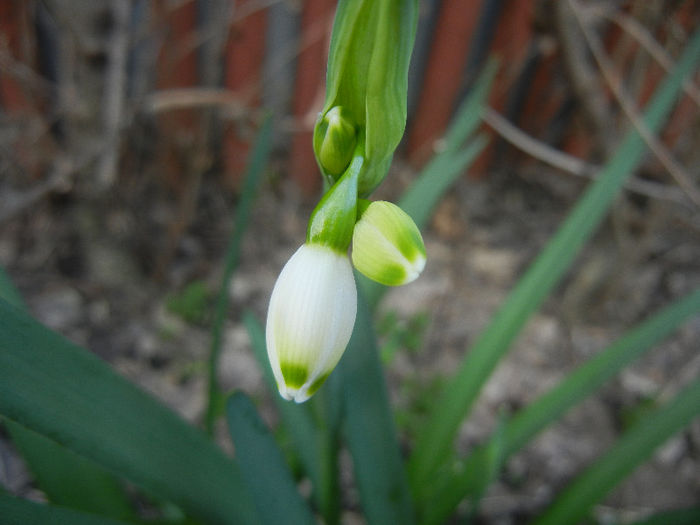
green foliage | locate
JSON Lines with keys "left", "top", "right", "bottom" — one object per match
{"left": 226, "top": 393, "right": 316, "bottom": 525}
{"left": 407, "top": 28, "right": 700, "bottom": 498}
{"left": 0, "top": 493, "right": 132, "bottom": 525}
{"left": 377, "top": 310, "right": 429, "bottom": 363}
{"left": 166, "top": 280, "right": 211, "bottom": 325}
{"left": 205, "top": 114, "right": 273, "bottom": 434}
{"left": 0, "top": 297, "right": 260, "bottom": 525}
{"left": 0, "top": 4, "right": 698, "bottom": 525}
{"left": 534, "top": 380, "right": 700, "bottom": 525}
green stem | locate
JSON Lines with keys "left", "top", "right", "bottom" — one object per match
{"left": 205, "top": 116, "right": 272, "bottom": 435}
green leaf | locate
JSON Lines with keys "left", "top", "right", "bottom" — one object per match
{"left": 0, "top": 298, "right": 260, "bottom": 525}
{"left": 624, "top": 507, "right": 700, "bottom": 525}
{"left": 6, "top": 426, "right": 134, "bottom": 520}
{"left": 399, "top": 136, "right": 488, "bottom": 232}
{"left": 0, "top": 267, "right": 134, "bottom": 520}
{"left": 419, "top": 289, "right": 700, "bottom": 525}
{"left": 443, "top": 58, "right": 498, "bottom": 152}
{"left": 533, "top": 379, "right": 700, "bottom": 525}
{"left": 0, "top": 493, "right": 131, "bottom": 525}
{"left": 337, "top": 288, "right": 415, "bottom": 525}
{"left": 226, "top": 392, "right": 316, "bottom": 525}
{"left": 408, "top": 28, "right": 700, "bottom": 494}
{"left": 206, "top": 114, "right": 273, "bottom": 434}
{"left": 243, "top": 312, "right": 340, "bottom": 523}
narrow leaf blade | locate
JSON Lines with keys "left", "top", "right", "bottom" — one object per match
{"left": 243, "top": 312, "right": 337, "bottom": 520}
{"left": 338, "top": 289, "right": 415, "bottom": 525}
{"left": 420, "top": 289, "right": 700, "bottom": 524}
{"left": 0, "top": 267, "right": 134, "bottom": 520}
{"left": 226, "top": 392, "right": 316, "bottom": 525}
{"left": 206, "top": 114, "right": 273, "bottom": 433}
{"left": 0, "top": 298, "right": 260, "bottom": 525}
{"left": 533, "top": 380, "right": 700, "bottom": 525}
{"left": 0, "top": 493, "right": 131, "bottom": 525}
{"left": 408, "top": 28, "right": 700, "bottom": 492}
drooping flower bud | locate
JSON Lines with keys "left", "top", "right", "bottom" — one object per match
{"left": 265, "top": 243, "right": 357, "bottom": 403}
{"left": 265, "top": 156, "right": 362, "bottom": 403}
{"left": 314, "top": 106, "right": 357, "bottom": 179}
{"left": 352, "top": 200, "right": 426, "bottom": 286}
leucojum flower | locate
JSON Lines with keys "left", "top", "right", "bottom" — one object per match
{"left": 266, "top": 0, "right": 421, "bottom": 402}
{"left": 265, "top": 154, "right": 426, "bottom": 402}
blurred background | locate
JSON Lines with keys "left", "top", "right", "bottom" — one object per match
{"left": 1, "top": 0, "right": 699, "bottom": 522}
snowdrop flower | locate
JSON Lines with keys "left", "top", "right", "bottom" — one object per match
{"left": 266, "top": 243, "right": 357, "bottom": 403}
{"left": 266, "top": 157, "right": 362, "bottom": 403}
{"left": 352, "top": 200, "right": 426, "bottom": 286}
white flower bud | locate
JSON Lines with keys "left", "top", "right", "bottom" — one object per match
{"left": 265, "top": 244, "right": 357, "bottom": 403}
{"left": 351, "top": 201, "right": 426, "bottom": 286}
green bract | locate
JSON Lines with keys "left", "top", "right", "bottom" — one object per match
{"left": 307, "top": 156, "right": 363, "bottom": 252}
{"left": 352, "top": 200, "right": 426, "bottom": 286}
{"left": 314, "top": 106, "right": 357, "bottom": 177}
{"left": 313, "top": 0, "right": 418, "bottom": 196}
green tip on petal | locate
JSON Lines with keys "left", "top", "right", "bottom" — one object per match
{"left": 352, "top": 201, "right": 426, "bottom": 286}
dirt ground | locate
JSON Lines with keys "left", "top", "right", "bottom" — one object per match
{"left": 1, "top": 141, "right": 699, "bottom": 523}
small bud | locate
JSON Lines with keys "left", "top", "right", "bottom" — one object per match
{"left": 315, "top": 106, "right": 357, "bottom": 178}
{"left": 352, "top": 201, "right": 426, "bottom": 286}
{"left": 266, "top": 243, "right": 357, "bottom": 403}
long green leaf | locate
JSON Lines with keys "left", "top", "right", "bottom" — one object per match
{"left": 624, "top": 507, "right": 700, "bottom": 525}
{"left": 420, "top": 289, "right": 700, "bottom": 524}
{"left": 533, "top": 379, "right": 700, "bottom": 525}
{"left": 337, "top": 289, "right": 415, "bottom": 525}
{"left": 226, "top": 392, "right": 316, "bottom": 525}
{"left": 408, "top": 28, "right": 700, "bottom": 492}
{"left": 6, "top": 426, "right": 135, "bottom": 520}
{"left": 244, "top": 312, "right": 339, "bottom": 523}
{"left": 0, "top": 267, "right": 134, "bottom": 520}
{"left": 443, "top": 58, "right": 498, "bottom": 152}
{"left": 399, "top": 135, "right": 488, "bottom": 233}
{"left": 206, "top": 114, "right": 273, "bottom": 434}
{"left": 0, "top": 298, "right": 260, "bottom": 525}
{"left": 0, "top": 493, "right": 131, "bottom": 525}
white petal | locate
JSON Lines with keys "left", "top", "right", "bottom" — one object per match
{"left": 265, "top": 244, "right": 357, "bottom": 402}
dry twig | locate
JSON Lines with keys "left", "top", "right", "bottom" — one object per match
{"left": 567, "top": 0, "right": 700, "bottom": 208}
{"left": 482, "top": 107, "right": 691, "bottom": 207}
{"left": 95, "top": 0, "right": 131, "bottom": 189}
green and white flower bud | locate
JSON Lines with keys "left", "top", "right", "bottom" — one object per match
{"left": 266, "top": 243, "right": 357, "bottom": 403}
{"left": 315, "top": 106, "right": 357, "bottom": 179}
{"left": 352, "top": 201, "right": 426, "bottom": 286}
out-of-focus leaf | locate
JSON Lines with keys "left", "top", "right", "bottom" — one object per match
{"left": 337, "top": 289, "right": 414, "bottom": 524}
{"left": 0, "top": 267, "right": 134, "bottom": 520}
{"left": 206, "top": 114, "right": 273, "bottom": 434}
{"left": 534, "top": 380, "right": 700, "bottom": 525}
{"left": 408, "top": 28, "right": 700, "bottom": 495}
{"left": 0, "top": 298, "right": 260, "bottom": 525}
{"left": 244, "top": 312, "right": 340, "bottom": 523}
{"left": 226, "top": 392, "right": 316, "bottom": 525}
{"left": 624, "top": 507, "right": 700, "bottom": 525}
{"left": 420, "top": 289, "right": 700, "bottom": 524}
{"left": 0, "top": 493, "right": 131, "bottom": 525}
